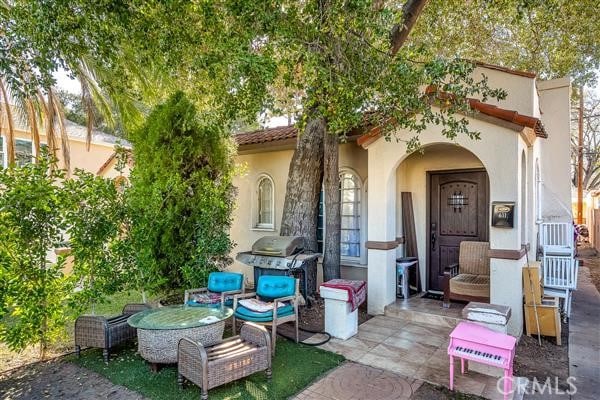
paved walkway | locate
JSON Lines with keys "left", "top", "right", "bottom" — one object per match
{"left": 568, "top": 266, "right": 600, "bottom": 400}
{"left": 294, "top": 362, "right": 422, "bottom": 400}
{"left": 306, "top": 315, "right": 513, "bottom": 400}
{"left": 0, "top": 361, "right": 144, "bottom": 400}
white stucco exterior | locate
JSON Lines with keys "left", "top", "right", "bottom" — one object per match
{"left": 227, "top": 66, "right": 572, "bottom": 338}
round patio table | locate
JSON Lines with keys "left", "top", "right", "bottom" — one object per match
{"left": 128, "top": 305, "right": 233, "bottom": 369}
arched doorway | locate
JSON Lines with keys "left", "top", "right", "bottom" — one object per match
{"left": 394, "top": 143, "right": 489, "bottom": 292}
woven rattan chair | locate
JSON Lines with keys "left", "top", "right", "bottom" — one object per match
{"left": 75, "top": 303, "right": 151, "bottom": 362}
{"left": 443, "top": 241, "right": 490, "bottom": 308}
{"left": 178, "top": 322, "right": 271, "bottom": 400}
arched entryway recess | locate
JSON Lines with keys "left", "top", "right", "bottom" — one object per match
{"left": 362, "top": 120, "right": 526, "bottom": 336}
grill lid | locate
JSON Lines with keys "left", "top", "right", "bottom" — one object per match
{"left": 251, "top": 236, "right": 305, "bottom": 257}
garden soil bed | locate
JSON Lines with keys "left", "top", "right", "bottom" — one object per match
{"left": 513, "top": 323, "right": 570, "bottom": 390}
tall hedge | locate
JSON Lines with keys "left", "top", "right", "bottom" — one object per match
{"left": 126, "top": 92, "right": 236, "bottom": 291}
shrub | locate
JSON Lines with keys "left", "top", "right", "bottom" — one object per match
{"left": 125, "top": 91, "right": 236, "bottom": 292}
{"left": 0, "top": 154, "right": 73, "bottom": 358}
{"left": 63, "top": 169, "right": 126, "bottom": 314}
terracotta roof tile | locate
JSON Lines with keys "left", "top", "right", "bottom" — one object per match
{"left": 357, "top": 89, "right": 547, "bottom": 147}
{"left": 467, "top": 98, "right": 547, "bottom": 138}
{"left": 235, "top": 125, "right": 298, "bottom": 146}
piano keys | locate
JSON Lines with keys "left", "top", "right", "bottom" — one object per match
{"left": 448, "top": 321, "right": 517, "bottom": 400}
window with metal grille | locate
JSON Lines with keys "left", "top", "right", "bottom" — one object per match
{"left": 340, "top": 171, "right": 360, "bottom": 257}
{"left": 317, "top": 171, "right": 362, "bottom": 259}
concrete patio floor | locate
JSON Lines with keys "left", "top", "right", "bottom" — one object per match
{"left": 319, "top": 316, "right": 512, "bottom": 399}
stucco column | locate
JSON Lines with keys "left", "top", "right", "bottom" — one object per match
{"left": 490, "top": 257, "right": 526, "bottom": 337}
{"left": 366, "top": 143, "right": 398, "bottom": 315}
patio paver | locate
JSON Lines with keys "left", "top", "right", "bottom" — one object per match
{"left": 293, "top": 362, "right": 421, "bottom": 400}
{"left": 317, "top": 315, "right": 519, "bottom": 400}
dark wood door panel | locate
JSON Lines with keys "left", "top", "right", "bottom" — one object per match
{"left": 428, "top": 170, "right": 489, "bottom": 291}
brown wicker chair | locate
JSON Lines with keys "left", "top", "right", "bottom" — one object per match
{"left": 75, "top": 303, "right": 151, "bottom": 362}
{"left": 178, "top": 322, "right": 272, "bottom": 400}
{"left": 443, "top": 241, "right": 490, "bottom": 308}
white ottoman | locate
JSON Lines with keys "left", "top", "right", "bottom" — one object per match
{"left": 320, "top": 286, "right": 358, "bottom": 340}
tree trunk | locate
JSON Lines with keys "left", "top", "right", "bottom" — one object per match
{"left": 323, "top": 130, "right": 341, "bottom": 281}
{"left": 280, "top": 118, "right": 325, "bottom": 252}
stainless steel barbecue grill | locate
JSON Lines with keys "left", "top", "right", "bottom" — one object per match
{"left": 236, "top": 236, "right": 319, "bottom": 303}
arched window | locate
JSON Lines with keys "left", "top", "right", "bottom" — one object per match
{"left": 255, "top": 175, "right": 274, "bottom": 229}
{"left": 317, "top": 169, "right": 365, "bottom": 262}
{"left": 340, "top": 171, "right": 361, "bottom": 258}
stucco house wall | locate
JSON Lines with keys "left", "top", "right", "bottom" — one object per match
{"left": 229, "top": 142, "right": 368, "bottom": 285}
{"left": 537, "top": 77, "right": 573, "bottom": 222}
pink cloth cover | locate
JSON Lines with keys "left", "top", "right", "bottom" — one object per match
{"left": 321, "top": 279, "right": 366, "bottom": 311}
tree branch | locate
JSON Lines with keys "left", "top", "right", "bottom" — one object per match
{"left": 390, "top": 0, "right": 429, "bottom": 56}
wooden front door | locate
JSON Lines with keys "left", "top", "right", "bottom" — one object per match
{"left": 428, "top": 170, "right": 489, "bottom": 291}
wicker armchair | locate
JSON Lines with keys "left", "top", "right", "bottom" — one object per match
{"left": 75, "top": 303, "right": 151, "bottom": 362}
{"left": 443, "top": 241, "right": 490, "bottom": 308}
{"left": 178, "top": 322, "right": 271, "bottom": 400}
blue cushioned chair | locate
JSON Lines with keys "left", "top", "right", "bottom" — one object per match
{"left": 232, "top": 275, "right": 299, "bottom": 355}
{"left": 184, "top": 272, "right": 244, "bottom": 307}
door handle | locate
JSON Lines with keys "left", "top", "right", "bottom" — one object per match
{"left": 431, "top": 223, "right": 437, "bottom": 251}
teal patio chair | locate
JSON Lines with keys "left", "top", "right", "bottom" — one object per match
{"left": 184, "top": 272, "right": 244, "bottom": 308}
{"left": 232, "top": 275, "right": 299, "bottom": 355}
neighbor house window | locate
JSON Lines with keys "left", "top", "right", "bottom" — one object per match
{"left": 255, "top": 174, "right": 274, "bottom": 229}
{"left": 0, "top": 137, "right": 4, "bottom": 168}
{"left": 16, "top": 139, "right": 33, "bottom": 167}
{"left": 318, "top": 170, "right": 363, "bottom": 260}
{"left": 0, "top": 137, "right": 46, "bottom": 168}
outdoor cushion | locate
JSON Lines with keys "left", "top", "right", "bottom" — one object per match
{"left": 458, "top": 241, "right": 490, "bottom": 276}
{"left": 256, "top": 275, "right": 296, "bottom": 300}
{"left": 234, "top": 304, "right": 294, "bottom": 322}
{"left": 207, "top": 272, "right": 244, "bottom": 293}
{"left": 187, "top": 294, "right": 234, "bottom": 308}
{"left": 450, "top": 274, "right": 490, "bottom": 298}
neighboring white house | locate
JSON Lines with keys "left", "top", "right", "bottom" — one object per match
{"left": 227, "top": 63, "right": 572, "bottom": 337}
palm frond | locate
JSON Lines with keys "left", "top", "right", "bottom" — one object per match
{"left": 73, "top": 59, "right": 116, "bottom": 141}
{"left": 0, "top": 79, "right": 16, "bottom": 166}
{"left": 79, "top": 77, "right": 94, "bottom": 151}
{"left": 26, "top": 98, "right": 41, "bottom": 157}
{"left": 38, "top": 89, "right": 58, "bottom": 166}
{"left": 49, "top": 88, "right": 71, "bottom": 173}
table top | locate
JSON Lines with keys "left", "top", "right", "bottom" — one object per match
{"left": 127, "top": 305, "right": 233, "bottom": 330}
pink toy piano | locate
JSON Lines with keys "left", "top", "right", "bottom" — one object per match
{"left": 448, "top": 321, "right": 517, "bottom": 399}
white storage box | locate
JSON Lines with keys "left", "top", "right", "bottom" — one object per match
{"left": 320, "top": 286, "right": 358, "bottom": 340}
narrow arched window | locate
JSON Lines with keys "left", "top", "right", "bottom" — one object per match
{"left": 256, "top": 175, "right": 274, "bottom": 229}
{"left": 340, "top": 171, "right": 361, "bottom": 258}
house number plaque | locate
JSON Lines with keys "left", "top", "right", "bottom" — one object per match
{"left": 491, "top": 202, "right": 515, "bottom": 228}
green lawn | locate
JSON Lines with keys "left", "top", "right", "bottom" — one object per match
{"left": 70, "top": 339, "right": 344, "bottom": 399}
{"left": 87, "top": 290, "right": 150, "bottom": 317}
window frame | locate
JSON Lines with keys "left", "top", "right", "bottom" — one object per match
{"left": 318, "top": 168, "right": 368, "bottom": 266}
{"left": 1, "top": 136, "right": 47, "bottom": 168}
{"left": 339, "top": 168, "right": 363, "bottom": 264}
{"left": 253, "top": 173, "right": 276, "bottom": 231}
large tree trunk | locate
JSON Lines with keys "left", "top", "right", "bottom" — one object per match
{"left": 280, "top": 118, "right": 325, "bottom": 252}
{"left": 323, "top": 129, "right": 341, "bottom": 281}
